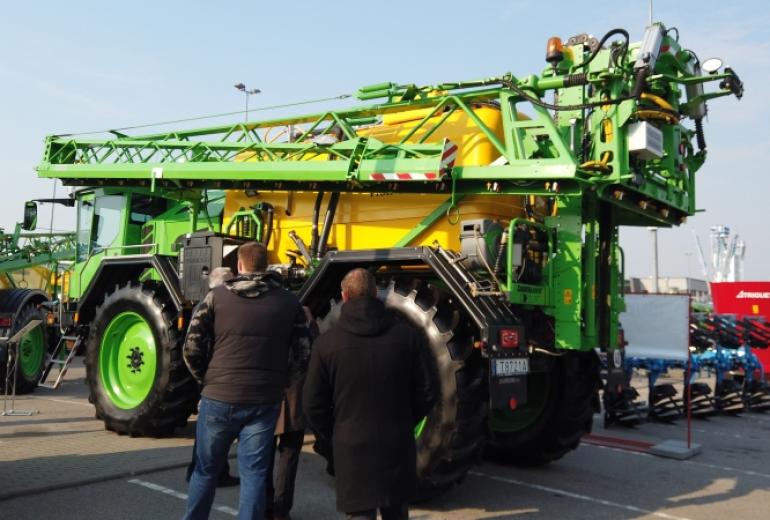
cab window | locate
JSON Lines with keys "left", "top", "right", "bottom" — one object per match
{"left": 130, "top": 195, "right": 167, "bottom": 224}
{"left": 92, "top": 195, "right": 124, "bottom": 253}
{"left": 76, "top": 197, "right": 94, "bottom": 260}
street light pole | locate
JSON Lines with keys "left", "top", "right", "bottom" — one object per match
{"left": 234, "top": 82, "right": 261, "bottom": 123}
{"left": 649, "top": 227, "right": 659, "bottom": 293}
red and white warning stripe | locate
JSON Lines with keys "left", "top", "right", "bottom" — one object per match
{"left": 440, "top": 140, "right": 457, "bottom": 176}
{"left": 369, "top": 172, "right": 439, "bottom": 181}
{"left": 368, "top": 140, "right": 457, "bottom": 181}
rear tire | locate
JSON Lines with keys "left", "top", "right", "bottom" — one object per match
{"left": 85, "top": 282, "right": 197, "bottom": 436}
{"left": 486, "top": 349, "right": 600, "bottom": 466}
{"left": 0, "top": 304, "right": 47, "bottom": 394}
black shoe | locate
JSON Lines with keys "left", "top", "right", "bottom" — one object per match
{"left": 217, "top": 474, "right": 241, "bottom": 487}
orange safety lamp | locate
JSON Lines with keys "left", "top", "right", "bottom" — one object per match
{"left": 545, "top": 37, "right": 564, "bottom": 67}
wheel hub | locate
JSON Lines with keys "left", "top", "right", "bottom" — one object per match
{"left": 126, "top": 347, "right": 145, "bottom": 373}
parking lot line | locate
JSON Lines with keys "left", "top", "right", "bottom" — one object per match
{"left": 469, "top": 470, "right": 693, "bottom": 520}
{"left": 127, "top": 478, "right": 238, "bottom": 516}
{"left": 584, "top": 444, "right": 770, "bottom": 480}
{"left": 655, "top": 421, "right": 758, "bottom": 440}
{"left": 35, "top": 397, "right": 93, "bottom": 408}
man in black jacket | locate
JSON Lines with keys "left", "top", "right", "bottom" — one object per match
{"left": 183, "top": 242, "right": 311, "bottom": 520}
{"left": 303, "top": 268, "right": 435, "bottom": 520}
{"left": 185, "top": 266, "right": 239, "bottom": 487}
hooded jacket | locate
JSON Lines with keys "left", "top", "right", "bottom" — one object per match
{"left": 183, "top": 271, "right": 311, "bottom": 405}
{"left": 302, "top": 296, "right": 435, "bottom": 512}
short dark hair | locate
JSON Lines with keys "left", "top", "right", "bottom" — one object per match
{"left": 238, "top": 241, "right": 268, "bottom": 273}
{"left": 341, "top": 268, "right": 377, "bottom": 299}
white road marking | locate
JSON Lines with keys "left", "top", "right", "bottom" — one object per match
{"left": 657, "top": 422, "right": 749, "bottom": 440}
{"left": 35, "top": 397, "right": 92, "bottom": 408}
{"left": 470, "top": 470, "right": 693, "bottom": 520}
{"left": 584, "top": 443, "right": 770, "bottom": 480}
{"left": 128, "top": 478, "right": 238, "bottom": 516}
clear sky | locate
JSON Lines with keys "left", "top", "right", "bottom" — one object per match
{"left": 1, "top": 0, "right": 767, "bottom": 280}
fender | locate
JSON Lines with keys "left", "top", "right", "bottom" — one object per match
{"left": 75, "top": 255, "right": 185, "bottom": 322}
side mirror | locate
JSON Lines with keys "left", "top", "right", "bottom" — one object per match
{"left": 22, "top": 201, "right": 37, "bottom": 231}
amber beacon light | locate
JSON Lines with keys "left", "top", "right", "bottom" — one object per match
{"left": 545, "top": 36, "right": 564, "bottom": 67}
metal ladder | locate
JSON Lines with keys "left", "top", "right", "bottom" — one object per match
{"left": 38, "top": 334, "right": 83, "bottom": 389}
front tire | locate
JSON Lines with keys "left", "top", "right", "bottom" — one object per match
{"left": 85, "top": 283, "right": 197, "bottom": 436}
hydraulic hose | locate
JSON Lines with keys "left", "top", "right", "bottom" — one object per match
{"left": 574, "top": 28, "right": 630, "bottom": 70}
{"left": 502, "top": 77, "right": 640, "bottom": 112}
{"left": 630, "top": 68, "right": 649, "bottom": 100}
{"left": 640, "top": 92, "right": 674, "bottom": 112}
{"left": 493, "top": 230, "right": 508, "bottom": 275}
{"left": 318, "top": 192, "right": 340, "bottom": 259}
{"left": 309, "top": 192, "right": 324, "bottom": 258}
{"left": 499, "top": 28, "right": 643, "bottom": 112}
{"left": 694, "top": 118, "right": 707, "bottom": 152}
{"left": 261, "top": 203, "right": 274, "bottom": 247}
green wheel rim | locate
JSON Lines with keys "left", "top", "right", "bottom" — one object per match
{"left": 488, "top": 371, "right": 551, "bottom": 433}
{"left": 99, "top": 311, "right": 158, "bottom": 410}
{"left": 19, "top": 324, "right": 44, "bottom": 378}
{"left": 414, "top": 416, "right": 427, "bottom": 438}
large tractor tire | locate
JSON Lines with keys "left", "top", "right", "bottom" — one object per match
{"left": 486, "top": 349, "right": 600, "bottom": 466}
{"left": 0, "top": 297, "right": 47, "bottom": 395}
{"left": 317, "top": 277, "right": 486, "bottom": 498}
{"left": 85, "top": 282, "right": 198, "bottom": 436}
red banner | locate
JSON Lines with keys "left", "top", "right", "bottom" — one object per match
{"left": 710, "top": 282, "right": 770, "bottom": 317}
{"left": 710, "top": 281, "right": 770, "bottom": 372}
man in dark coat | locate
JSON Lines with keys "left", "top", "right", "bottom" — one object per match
{"left": 302, "top": 268, "right": 435, "bottom": 520}
{"left": 183, "top": 242, "right": 311, "bottom": 520}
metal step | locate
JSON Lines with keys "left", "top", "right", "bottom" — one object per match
{"left": 38, "top": 335, "right": 82, "bottom": 390}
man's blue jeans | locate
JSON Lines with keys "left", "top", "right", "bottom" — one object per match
{"left": 185, "top": 397, "right": 280, "bottom": 520}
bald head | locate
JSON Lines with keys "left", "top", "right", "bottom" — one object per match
{"left": 340, "top": 268, "right": 377, "bottom": 302}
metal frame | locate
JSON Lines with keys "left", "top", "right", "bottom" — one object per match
{"left": 298, "top": 246, "right": 522, "bottom": 349}
{"left": 1, "top": 319, "right": 43, "bottom": 417}
{"left": 28, "top": 23, "right": 742, "bottom": 361}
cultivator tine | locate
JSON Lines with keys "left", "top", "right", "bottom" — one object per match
{"left": 745, "top": 380, "right": 770, "bottom": 412}
{"left": 603, "top": 386, "right": 646, "bottom": 428}
{"left": 684, "top": 382, "right": 717, "bottom": 417}
{"left": 714, "top": 380, "right": 746, "bottom": 414}
{"left": 648, "top": 384, "right": 684, "bottom": 422}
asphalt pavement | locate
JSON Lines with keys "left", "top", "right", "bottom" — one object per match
{"left": 1, "top": 361, "right": 769, "bottom": 519}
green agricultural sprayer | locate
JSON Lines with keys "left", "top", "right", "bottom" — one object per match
{"left": 6, "top": 21, "right": 742, "bottom": 493}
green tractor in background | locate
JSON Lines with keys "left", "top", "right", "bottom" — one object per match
{"left": 0, "top": 201, "right": 75, "bottom": 394}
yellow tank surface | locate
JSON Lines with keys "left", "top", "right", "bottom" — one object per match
{"left": 359, "top": 103, "right": 504, "bottom": 167}
{"left": 225, "top": 192, "right": 526, "bottom": 265}
{"left": 0, "top": 266, "right": 54, "bottom": 291}
{"left": 226, "top": 104, "right": 527, "bottom": 265}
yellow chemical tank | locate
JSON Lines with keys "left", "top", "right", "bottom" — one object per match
{"left": 0, "top": 266, "right": 55, "bottom": 292}
{"left": 225, "top": 104, "right": 527, "bottom": 265}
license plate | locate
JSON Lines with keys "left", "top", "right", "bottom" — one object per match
{"left": 494, "top": 358, "right": 529, "bottom": 376}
